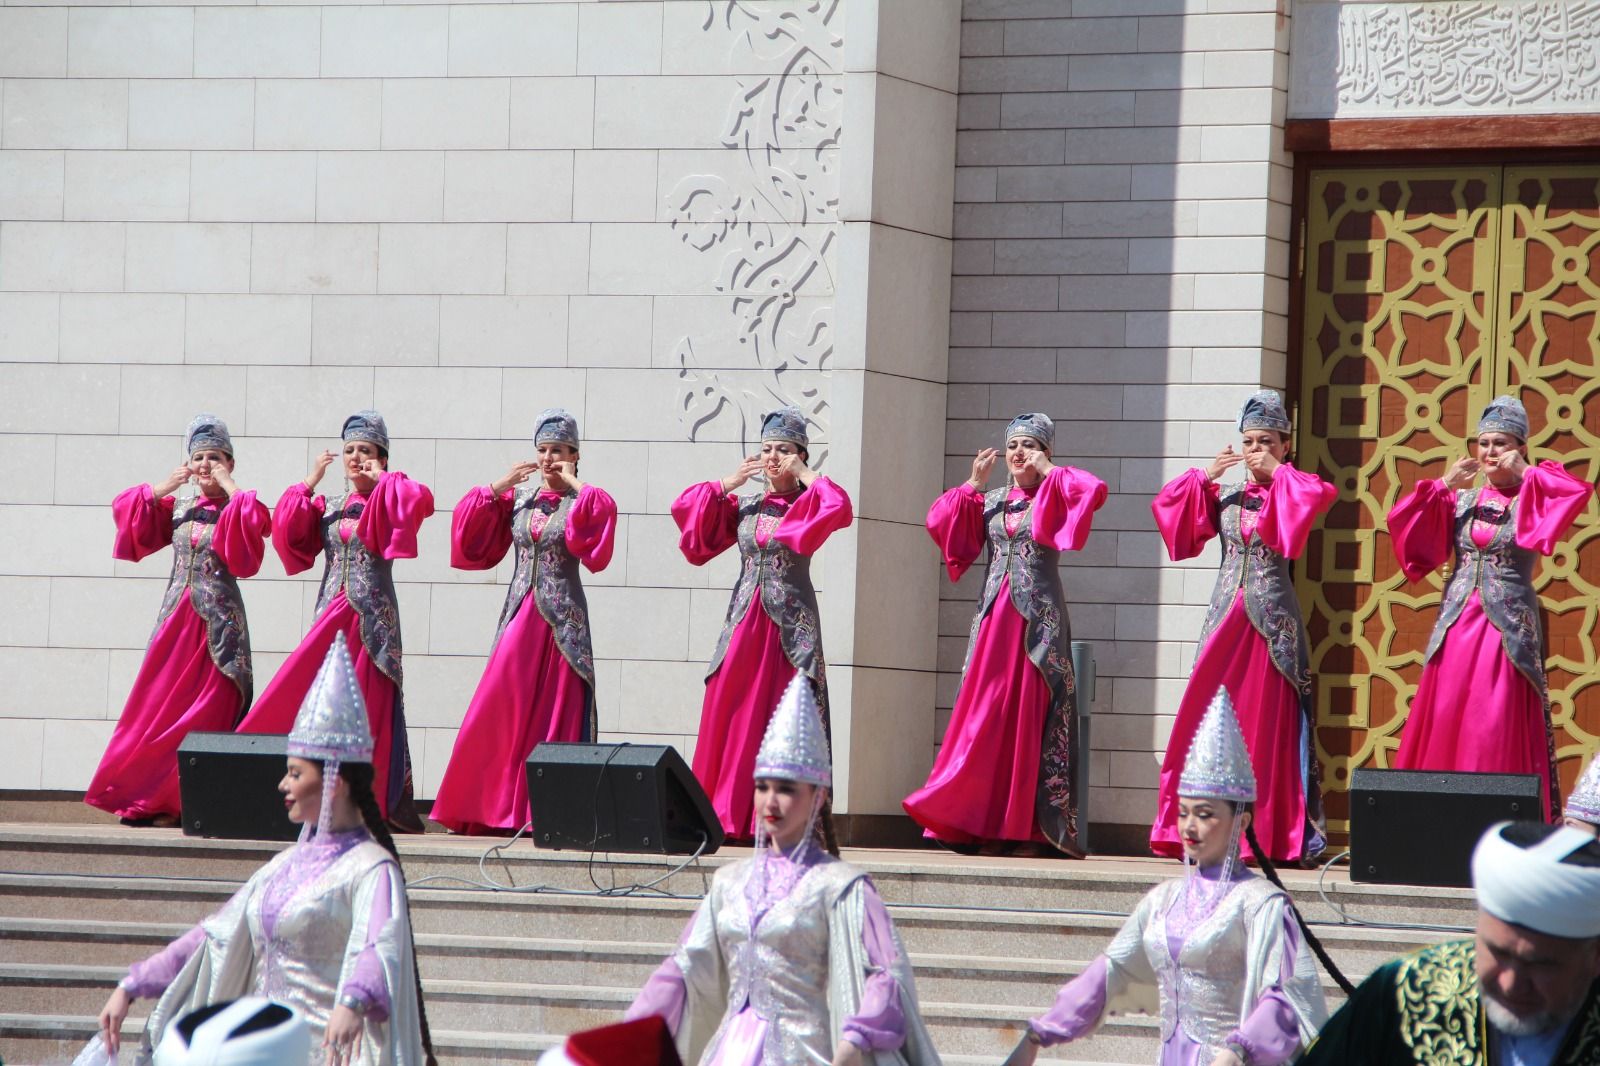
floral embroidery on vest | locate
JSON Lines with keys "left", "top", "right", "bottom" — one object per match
{"left": 314, "top": 494, "right": 403, "bottom": 685}
{"left": 155, "top": 499, "right": 252, "bottom": 704}
{"left": 494, "top": 490, "right": 597, "bottom": 699}
{"left": 1395, "top": 939, "right": 1482, "bottom": 1066}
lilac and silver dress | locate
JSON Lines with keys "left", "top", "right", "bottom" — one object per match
{"left": 1030, "top": 867, "right": 1327, "bottom": 1066}
{"left": 121, "top": 827, "right": 424, "bottom": 1065}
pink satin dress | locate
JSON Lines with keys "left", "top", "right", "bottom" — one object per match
{"left": 1149, "top": 465, "right": 1336, "bottom": 863}
{"left": 904, "top": 466, "right": 1107, "bottom": 848}
{"left": 86, "top": 487, "right": 270, "bottom": 821}
{"left": 429, "top": 484, "right": 617, "bottom": 835}
{"left": 1389, "top": 462, "right": 1593, "bottom": 819}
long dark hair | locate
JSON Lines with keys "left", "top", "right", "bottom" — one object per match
{"left": 1241, "top": 816, "right": 1355, "bottom": 996}
{"left": 336, "top": 762, "right": 440, "bottom": 1066}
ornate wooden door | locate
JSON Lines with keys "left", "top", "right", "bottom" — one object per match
{"left": 1297, "top": 164, "right": 1600, "bottom": 837}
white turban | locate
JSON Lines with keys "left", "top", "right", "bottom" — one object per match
{"left": 1472, "top": 822, "right": 1600, "bottom": 939}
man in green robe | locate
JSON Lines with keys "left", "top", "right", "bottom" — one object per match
{"left": 1301, "top": 822, "right": 1600, "bottom": 1065}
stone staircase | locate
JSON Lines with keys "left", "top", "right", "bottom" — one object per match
{"left": 0, "top": 824, "right": 1476, "bottom": 1065}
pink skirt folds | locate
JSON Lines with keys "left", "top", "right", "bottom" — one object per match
{"left": 429, "top": 596, "right": 590, "bottom": 834}
{"left": 85, "top": 599, "right": 245, "bottom": 820}
{"left": 904, "top": 577, "right": 1050, "bottom": 845}
{"left": 1395, "top": 591, "right": 1553, "bottom": 819}
{"left": 1150, "top": 592, "right": 1309, "bottom": 863}
{"left": 692, "top": 605, "right": 799, "bottom": 839}
{"left": 235, "top": 594, "right": 400, "bottom": 816}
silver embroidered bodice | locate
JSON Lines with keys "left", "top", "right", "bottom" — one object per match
{"left": 154, "top": 498, "right": 252, "bottom": 703}
{"left": 1426, "top": 487, "right": 1545, "bottom": 691}
{"left": 494, "top": 489, "right": 596, "bottom": 692}
{"left": 1196, "top": 484, "right": 1313, "bottom": 695}
{"left": 314, "top": 494, "right": 402, "bottom": 684}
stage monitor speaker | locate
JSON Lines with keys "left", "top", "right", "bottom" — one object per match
{"left": 178, "top": 732, "right": 299, "bottom": 842}
{"left": 1349, "top": 768, "right": 1541, "bottom": 887}
{"left": 527, "top": 742, "right": 724, "bottom": 856}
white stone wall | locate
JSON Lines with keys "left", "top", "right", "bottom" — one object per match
{"left": 0, "top": 0, "right": 934, "bottom": 802}
{"left": 945, "top": 0, "right": 1293, "bottom": 834}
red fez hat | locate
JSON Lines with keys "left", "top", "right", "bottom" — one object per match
{"left": 565, "top": 1016, "right": 682, "bottom": 1066}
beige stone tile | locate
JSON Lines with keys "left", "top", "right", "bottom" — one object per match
{"left": 120, "top": 363, "right": 247, "bottom": 437}
{"left": 0, "top": 363, "right": 119, "bottom": 433}
{"left": 577, "top": 3, "right": 661, "bottom": 76}
{"left": 316, "top": 151, "right": 446, "bottom": 223}
{"left": 221, "top": 435, "right": 309, "bottom": 504}
{"left": 568, "top": 295, "right": 651, "bottom": 368}
{"left": 438, "top": 294, "right": 567, "bottom": 367}
{"left": 1, "top": 79, "right": 127, "bottom": 150}
{"left": 642, "top": 440, "right": 744, "bottom": 513}
{"left": 660, "top": 1, "right": 839, "bottom": 77}
{"left": 415, "top": 725, "right": 458, "bottom": 798}
{"left": 648, "top": 293, "right": 831, "bottom": 371}
{"left": 42, "top": 718, "right": 117, "bottom": 787}
{"left": 242, "top": 365, "right": 375, "bottom": 439}
{"left": 58, "top": 293, "right": 184, "bottom": 364}
{"left": 655, "top": 148, "right": 840, "bottom": 226}
{"left": 381, "top": 78, "right": 511, "bottom": 151}
{"left": 500, "top": 368, "right": 588, "bottom": 440}
{"left": 834, "top": 223, "right": 950, "bottom": 382}
{"left": 0, "top": 648, "right": 109, "bottom": 721}
{"left": 443, "top": 150, "right": 573, "bottom": 223}
{"left": 0, "top": 504, "right": 114, "bottom": 578}
{"left": 186, "top": 294, "right": 313, "bottom": 366}
{"left": 322, "top": 7, "right": 448, "bottom": 78}
{"left": 127, "top": 80, "right": 254, "bottom": 151}
{"left": 447, "top": 4, "right": 578, "bottom": 77}
{"left": 593, "top": 76, "right": 757, "bottom": 150}
{"left": 505, "top": 223, "right": 590, "bottom": 295}
{"left": 234, "top": 575, "right": 309, "bottom": 655}
{"left": 509, "top": 76, "right": 594, "bottom": 150}
{"left": 68, "top": 8, "right": 192, "bottom": 78}
{"left": 567, "top": 439, "right": 647, "bottom": 516}
{"left": 0, "top": 150, "right": 64, "bottom": 221}
{"left": 830, "top": 665, "right": 939, "bottom": 814}
{"left": 572, "top": 149, "right": 657, "bottom": 222}
{"left": 250, "top": 223, "right": 379, "bottom": 295}
{"left": 373, "top": 365, "right": 504, "bottom": 439}
{"left": 586, "top": 222, "right": 721, "bottom": 296}
{"left": 63, "top": 151, "right": 188, "bottom": 222}
{"left": 0, "top": 718, "right": 45, "bottom": 789}
{"left": 255, "top": 80, "right": 382, "bottom": 152}
{"left": 0, "top": 293, "right": 61, "bottom": 363}
{"left": 396, "top": 651, "right": 486, "bottom": 728}
{"left": 430, "top": 437, "right": 524, "bottom": 508}
{"left": 846, "top": 0, "right": 960, "bottom": 93}
{"left": 396, "top": 579, "right": 431, "bottom": 656}
{"left": 616, "top": 658, "right": 703, "bottom": 734}
{"left": 125, "top": 223, "right": 251, "bottom": 294}
{"left": 586, "top": 584, "right": 691, "bottom": 661}
{"left": 312, "top": 295, "right": 440, "bottom": 366}
{"left": 191, "top": 152, "right": 317, "bottom": 223}
{"left": 193, "top": 7, "right": 321, "bottom": 78}
{"left": 623, "top": 511, "right": 708, "bottom": 589}
{"left": 377, "top": 223, "right": 506, "bottom": 295}
{"left": 841, "top": 73, "right": 956, "bottom": 239}
{"left": 0, "top": 221, "right": 125, "bottom": 292}
{"left": 426, "top": 582, "right": 507, "bottom": 656}
{"left": 0, "top": 435, "right": 55, "bottom": 504}
{"left": 46, "top": 575, "right": 161, "bottom": 649}
{"left": 0, "top": 9, "right": 68, "bottom": 77}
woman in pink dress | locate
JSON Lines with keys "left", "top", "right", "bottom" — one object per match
{"left": 1388, "top": 395, "right": 1593, "bottom": 820}
{"left": 236, "top": 410, "right": 435, "bottom": 832}
{"left": 672, "top": 406, "right": 854, "bottom": 841}
{"left": 430, "top": 409, "right": 618, "bottom": 835}
{"left": 904, "top": 412, "right": 1107, "bottom": 856}
{"left": 86, "top": 415, "right": 271, "bottom": 826}
{"left": 1149, "top": 391, "right": 1336, "bottom": 864}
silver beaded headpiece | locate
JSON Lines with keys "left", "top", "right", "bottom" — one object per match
{"left": 534, "top": 408, "right": 580, "bottom": 448}
{"left": 1566, "top": 755, "right": 1600, "bottom": 826}
{"left": 1238, "top": 390, "right": 1291, "bottom": 434}
{"left": 753, "top": 673, "right": 831, "bottom": 788}
{"left": 341, "top": 409, "right": 390, "bottom": 451}
{"left": 184, "top": 413, "right": 234, "bottom": 458}
{"left": 288, "top": 634, "right": 373, "bottom": 766}
{"left": 1477, "top": 394, "right": 1529, "bottom": 441}
{"left": 1005, "top": 412, "right": 1055, "bottom": 450}
{"left": 1178, "top": 687, "right": 1257, "bottom": 803}
{"left": 760, "top": 406, "right": 810, "bottom": 449}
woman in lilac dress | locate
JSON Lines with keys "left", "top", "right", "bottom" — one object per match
{"left": 96, "top": 637, "right": 436, "bottom": 1066}
{"left": 236, "top": 410, "right": 434, "bottom": 831}
{"left": 86, "top": 415, "right": 270, "bottom": 827}
{"left": 672, "top": 406, "right": 854, "bottom": 840}
{"left": 431, "top": 408, "right": 618, "bottom": 835}
{"left": 1006, "top": 690, "right": 1330, "bottom": 1066}
{"left": 625, "top": 674, "right": 941, "bottom": 1066}
{"left": 905, "top": 412, "right": 1107, "bottom": 856}
{"left": 1149, "top": 390, "right": 1336, "bottom": 864}
{"left": 1388, "top": 395, "right": 1593, "bottom": 820}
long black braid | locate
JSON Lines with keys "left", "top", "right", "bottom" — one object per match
{"left": 340, "top": 763, "right": 440, "bottom": 1066}
{"left": 1243, "top": 819, "right": 1355, "bottom": 996}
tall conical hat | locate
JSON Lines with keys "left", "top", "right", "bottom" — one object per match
{"left": 287, "top": 635, "right": 373, "bottom": 765}
{"left": 1178, "top": 687, "right": 1256, "bottom": 803}
{"left": 1566, "top": 755, "right": 1600, "bottom": 825}
{"left": 752, "top": 674, "right": 830, "bottom": 788}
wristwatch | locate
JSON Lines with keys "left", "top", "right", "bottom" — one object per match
{"left": 337, "top": 992, "right": 369, "bottom": 1014}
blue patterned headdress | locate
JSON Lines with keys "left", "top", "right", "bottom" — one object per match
{"left": 341, "top": 409, "right": 389, "bottom": 452}
{"left": 1238, "top": 390, "right": 1291, "bottom": 434}
{"left": 754, "top": 673, "right": 831, "bottom": 789}
{"left": 534, "top": 408, "right": 579, "bottom": 448}
{"left": 1477, "top": 395, "right": 1529, "bottom": 441}
{"left": 760, "top": 406, "right": 809, "bottom": 449}
{"left": 1005, "top": 412, "right": 1055, "bottom": 450}
{"left": 184, "top": 413, "right": 234, "bottom": 458}
{"left": 1178, "top": 688, "right": 1256, "bottom": 803}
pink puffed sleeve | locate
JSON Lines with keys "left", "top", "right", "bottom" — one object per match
{"left": 773, "top": 476, "right": 853, "bottom": 556}
{"left": 672, "top": 482, "right": 741, "bottom": 566}
{"left": 1252, "top": 463, "right": 1336, "bottom": 560}
{"left": 565, "top": 485, "right": 619, "bottom": 573}
{"left": 1028, "top": 954, "right": 1109, "bottom": 1046}
{"left": 356, "top": 471, "right": 435, "bottom": 560}
{"left": 121, "top": 924, "right": 206, "bottom": 999}
{"left": 1151, "top": 468, "right": 1221, "bottom": 561}
{"left": 1031, "top": 465, "right": 1108, "bottom": 552}
{"left": 1515, "top": 460, "right": 1594, "bottom": 556}
{"left": 840, "top": 881, "right": 906, "bottom": 1051}
{"left": 112, "top": 485, "right": 177, "bottom": 562}
{"left": 927, "top": 484, "right": 986, "bottom": 582}
{"left": 1387, "top": 479, "right": 1456, "bottom": 583}
{"left": 273, "top": 483, "right": 328, "bottom": 576}
{"left": 450, "top": 486, "right": 515, "bottom": 570}
{"left": 211, "top": 491, "right": 271, "bottom": 578}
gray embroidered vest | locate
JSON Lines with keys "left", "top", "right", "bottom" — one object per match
{"left": 494, "top": 489, "right": 597, "bottom": 697}
{"left": 1425, "top": 487, "right": 1546, "bottom": 692}
{"left": 965, "top": 488, "right": 1081, "bottom": 851}
{"left": 1196, "top": 485, "right": 1313, "bottom": 696}
{"left": 314, "top": 494, "right": 402, "bottom": 685}
{"left": 153, "top": 498, "right": 252, "bottom": 704}
{"left": 705, "top": 492, "right": 829, "bottom": 724}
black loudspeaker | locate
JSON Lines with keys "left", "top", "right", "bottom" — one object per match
{"left": 527, "top": 743, "right": 724, "bottom": 855}
{"left": 1349, "top": 768, "right": 1542, "bottom": 887}
{"left": 177, "top": 732, "right": 299, "bottom": 842}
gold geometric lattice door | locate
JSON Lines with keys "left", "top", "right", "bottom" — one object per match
{"left": 1296, "top": 164, "right": 1600, "bottom": 839}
